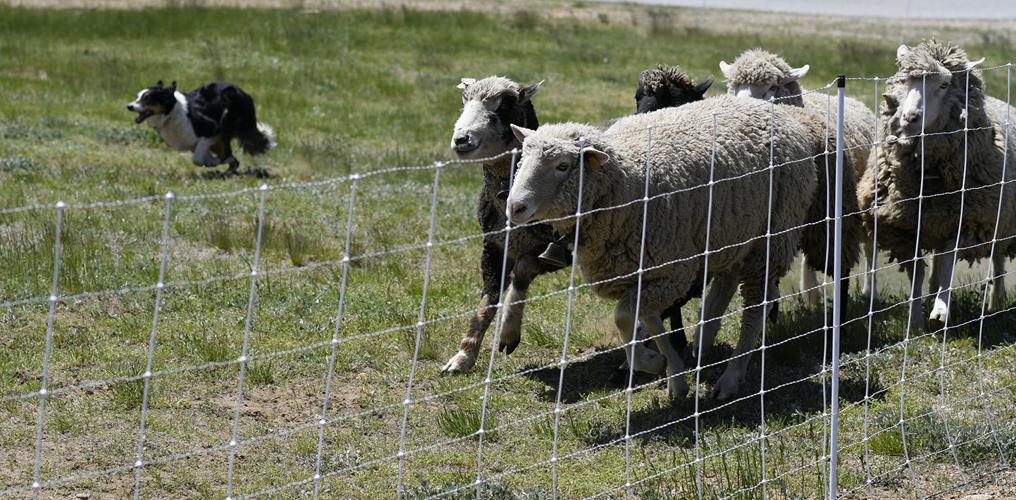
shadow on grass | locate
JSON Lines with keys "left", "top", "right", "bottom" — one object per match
{"left": 520, "top": 287, "right": 1011, "bottom": 444}
{"left": 190, "top": 166, "right": 272, "bottom": 180}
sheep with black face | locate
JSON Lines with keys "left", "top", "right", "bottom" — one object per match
{"left": 443, "top": 76, "right": 669, "bottom": 376}
{"left": 634, "top": 65, "right": 713, "bottom": 114}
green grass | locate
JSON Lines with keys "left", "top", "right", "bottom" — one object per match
{"left": 1, "top": 3, "right": 1015, "bottom": 498}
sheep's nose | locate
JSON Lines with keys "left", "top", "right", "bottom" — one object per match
{"left": 510, "top": 202, "right": 527, "bottom": 218}
{"left": 902, "top": 110, "right": 921, "bottom": 125}
{"left": 452, "top": 134, "right": 478, "bottom": 153}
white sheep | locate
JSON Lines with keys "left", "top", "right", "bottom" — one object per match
{"left": 720, "top": 49, "right": 878, "bottom": 305}
{"left": 858, "top": 41, "right": 1016, "bottom": 329}
{"left": 506, "top": 95, "right": 817, "bottom": 399}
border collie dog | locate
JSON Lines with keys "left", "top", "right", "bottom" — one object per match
{"left": 127, "top": 80, "right": 274, "bottom": 175}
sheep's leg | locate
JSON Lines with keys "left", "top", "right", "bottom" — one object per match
{"left": 614, "top": 282, "right": 684, "bottom": 394}
{"left": 495, "top": 255, "right": 564, "bottom": 355}
{"left": 442, "top": 241, "right": 508, "bottom": 374}
{"left": 801, "top": 256, "right": 823, "bottom": 306}
{"left": 663, "top": 295, "right": 692, "bottom": 358}
{"left": 712, "top": 283, "right": 765, "bottom": 400}
{"left": 989, "top": 253, "right": 1007, "bottom": 312}
{"left": 694, "top": 272, "right": 739, "bottom": 363}
{"left": 928, "top": 244, "right": 957, "bottom": 329}
{"left": 905, "top": 257, "right": 927, "bottom": 332}
{"left": 642, "top": 314, "right": 688, "bottom": 400}
{"left": 860, "top": 243, "right": 877, "bottom": 301}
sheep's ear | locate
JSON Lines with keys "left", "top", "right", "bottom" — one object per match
{"left": 510, "top": 123, "right": 534, "bottom": 143}
{"left": 694, "top": 76, "right": 714, "bottom": 96}
{"left": 966, "top": 57, "right": 985, "bottom": 70}
{"left": 786, "top": 65, "right": 809, "bottom": 81}
{"left": 582, "top": 148, "right": 610, "bottom": 171}
{"left": 519, "top": 80, "right": 544, "bottom": 104}
{"left": 719, "top": 61, "right": 734, "bottom": 79}
{"left": 896, "top": 44, "right": 910, "bottom": 62}
{"left": 883, "top": 93, "right": 899, "bottom": 110}
{"left": 456, "top": 77, "right": 476, "bottom": 90}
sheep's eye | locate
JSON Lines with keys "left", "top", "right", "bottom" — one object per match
{"left": 939, "top": 82, "right": 950, "bottom": 89}
{"left": 555, "top": 162, "right": 570, "bottom": 172}
{"left": 769, "top": 85, "right": 779, "bottom": 92}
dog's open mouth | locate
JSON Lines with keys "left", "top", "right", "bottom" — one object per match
{"left": 134, "top": 110, "right": 153, "bottom": 124}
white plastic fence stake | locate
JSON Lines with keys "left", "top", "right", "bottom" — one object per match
{"left": 475, "top": 150, "right": 520, "bottom": 499}
{"left": 827, "top": 75, "right": 846, "bottom": 500}
{"left": 225, "top": 186, "right": 269, "bottom": 500}
{"left": 132, "top": 192, "right": 175, "bottom": 500}
{"left": 31, "top": 201, "right": 64, "bottom": 499}
{"left": 758, "top": 98, "right": 779, "bottom": 500}
{"left": 396, "top": 164, "right": 444, "bottom": 498}
{"left": 312, "top": 178, "right": 359, "bottom": 498}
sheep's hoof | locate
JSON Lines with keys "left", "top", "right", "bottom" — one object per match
{"left": 667, "top": 376, "right": 689, "bottom": 402}
{"left": 988, "top": 293, "right": 1006, "bottom": 313}
{"left": 710, "top": 371, "right": 743, "bottom": 400}
{"left": 629, "top": 346, "right": 666, "bottom": 375}
{"left": 805, "top": 290, "right": 823, "bottom": 307}
{"left": 440, "top": 351, "right": 475, "bottom": 374}
{"left": 498, "top": 338, "right": 520, "bottom": 355}
{"left": 928, "top": 304, "right": 949, "bottom": 331}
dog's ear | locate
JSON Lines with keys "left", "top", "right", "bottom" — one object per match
{"left": 169, "top": 81, "right": 177, "bottom": 92}
{"left": 156, "top": 80, "right": 164, "bottom": 88}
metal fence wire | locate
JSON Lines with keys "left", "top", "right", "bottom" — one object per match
{"left": 1, "top": 65, "right": 1014, "bottom": 499}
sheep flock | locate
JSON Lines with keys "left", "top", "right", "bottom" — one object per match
{"left": 444, "top": 40, "right": 1015, "bottom": 402}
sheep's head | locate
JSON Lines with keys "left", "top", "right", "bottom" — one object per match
{"left": 887, "top": 41, "right": 985, "bottom": 140}
{"left": 634, "top": 65, "right": 713, "bottom": 114}
{"left": 506, "top": 123, "right": 609, "bottom": 226}
{"left": 450, "top": 76, "right": 542, "bottom": 161}
{"left": 719, "top": 49, "right": 808, "bottom": 105}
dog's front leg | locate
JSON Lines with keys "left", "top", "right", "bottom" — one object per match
{"left": 192, "top": 137, "right": 221, "bottom": 167}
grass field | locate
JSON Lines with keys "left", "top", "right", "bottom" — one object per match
{"left": 1, "top": 3, "right": 1015, "bottom": 498}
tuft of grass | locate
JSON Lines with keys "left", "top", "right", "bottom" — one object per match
{"left": 108, "top": 359, "right": 147, "bottom": 409}
{"left": 179, "top": 331, "right": 232, "bottom": 364}
{"left": 207, "top": 219, "right": 235, "bottom": 252}
{"left": 245, "top": 361, "right": 275, "bottom": 387}
{"left": 436, "top": 402, "right": 499, "bottom": 442}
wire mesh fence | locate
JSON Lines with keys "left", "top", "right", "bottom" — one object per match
{"left": 1, "top": 63, "right": 1014, "bottom": 499}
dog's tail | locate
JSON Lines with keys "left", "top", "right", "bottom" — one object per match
{"left": 239, "top": 122, "right": 275, "bottom": 156}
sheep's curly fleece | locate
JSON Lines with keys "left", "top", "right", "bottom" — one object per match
{"left": 638, "top": 64, "right": 697, "bottom": 95}
{"left": 724, "top": 48, "right": 875, "bottom": 177}
{"left": 523, "top": 95, "right": 816, "bottom": 309}
{"left": 722, "top": 49, "right": 871, "bottom": 276}
{"left": 857, "top": 40, "right": 1016, "bottom": 265}
{"left": 724, "top": 49, "right": 805, "bottom": 101}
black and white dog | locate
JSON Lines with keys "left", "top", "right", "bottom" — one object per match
{"left": 127, "top": 81, "right": 274, "bottom": 175}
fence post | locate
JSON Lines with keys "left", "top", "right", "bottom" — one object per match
{"left": 828, "top": 75, "right": 846, "bottom": 500}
